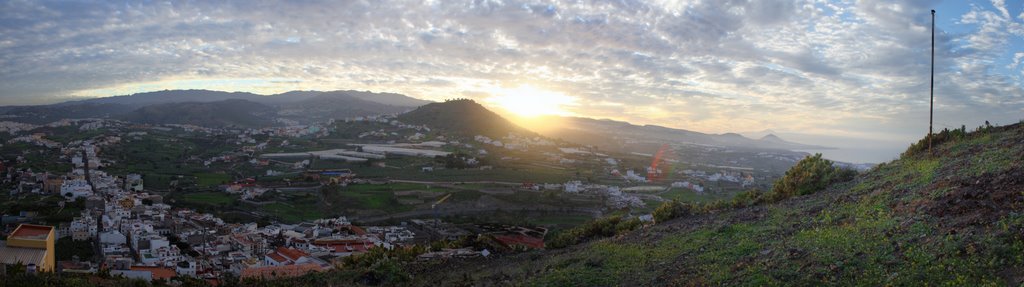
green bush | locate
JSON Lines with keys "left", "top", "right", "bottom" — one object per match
{"left": 652, "top": 200, "right": 695, "bottom": 223}
{"left": 770, "top": 154, "right": 856, "bottom": 199}
{"left": 547, "top": 216, "right": 642, "bottom": 249}
{"left": 903, "top": 126, "right": 968, "bottom": 157}
{"left": 729, "top": 189, "right": 768, "bottom": 208}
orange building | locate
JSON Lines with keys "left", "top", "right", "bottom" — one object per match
{"left": 0, "top": 224, "right": 56, "bottom": 272}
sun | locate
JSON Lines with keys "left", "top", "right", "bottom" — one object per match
{"left": 485, "top": 85, "right": 576, "bottom": 118}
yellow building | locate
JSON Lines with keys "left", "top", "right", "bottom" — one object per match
{"left": 0, "top": 224, "right": 56, "bottom": 272}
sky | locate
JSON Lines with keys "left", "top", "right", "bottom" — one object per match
{"left": 0, "top": 0, "right": 1022, "bottom": 162}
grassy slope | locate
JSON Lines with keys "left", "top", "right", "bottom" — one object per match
{"left": 407, "top": 123, "right": 1024, "bottom": 286}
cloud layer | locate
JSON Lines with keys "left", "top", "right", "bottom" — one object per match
{"left": 0, "top": 0, "right": 1022, "bottom": 146}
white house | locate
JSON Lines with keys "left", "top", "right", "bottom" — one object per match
{"left": 61, "top": 179, "right": 93, "bottom": 199}
{"left": 99, "top": 230, "right": 127, "bottom": 245}
{"left": 125, "top": 174, "right": 144, "bottom": 192}
{"left": 69, "top": 212, "right": 98, "bottom": 241}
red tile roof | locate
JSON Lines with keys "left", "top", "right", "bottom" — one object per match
{"left": 240, "top": 263, "right": 322, "bottom": 280}
{"left": 232, "top": 234, "right": 255, "bottom": 245}
{"left": 130, "top": 266, "right": 177, "bottom": 281}
{"left": 349, "top": 225, "right": 367, "bottom": 235}
{"left": 327, "top": 242, "right": 375, "bottom": 253}
{"left": 266, "top": 253, "right": 288, "bottom": 264}
{"left": 275, "top": 247, "right": 308, "bottom": 261}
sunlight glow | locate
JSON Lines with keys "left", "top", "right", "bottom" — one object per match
{"left": 485, "top": 85, "right": 576, "bottom": 118}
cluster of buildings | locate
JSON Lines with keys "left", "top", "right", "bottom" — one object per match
{"left": 344, "top": 115, "right": 430, "bottom": 140}
{"left": 0, "top": 121, "right": 39, "bottom": 134}
{"left": 0, "top": 141, "right": 436, "bottom": 283}
{"left": 681, "top": 169, "right": 755, "bottom": 186}
{"left": 161, "top": 121, "right": 330, "bottom": 140}
{"left": 223, "top": 182, "right": 270, "bottom": 200}
{"left": 553, "top": 181, "right": 646, "bottom": 209}
{"left": 71, "top": 142, "right": 107, "bottom": 169}
{"left": 261, "top": 144, "right": 451, "bottom": 165}
{"left": 670, "top": 181, "right": 705, "bottom": 193}
{"left": 474, "top": 133, "right": 557, "bottom": 152}
{"left": 3, "top": 126, "right": 559, "bottom": 282}
{"left": 347, "top": 115, "right": 429, "bottom": 132}
{"left": 607, "top": 169, "right": 652, "bottom": 183}
{"left": 7, "top": 133, "right": 60, "bottom": 149}
{"left": 473, "top": 133, "right": 551, "bottom": 152}
{"left": 46, "top": 119, "right": 126, "bottom": 130}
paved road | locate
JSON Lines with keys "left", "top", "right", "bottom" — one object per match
{"left": 81, "top": 150, "right": 99, "bottom": 194}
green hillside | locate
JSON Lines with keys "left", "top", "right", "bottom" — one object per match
{"left": 405, "top": 123, "right": 1021, "bottom": 286}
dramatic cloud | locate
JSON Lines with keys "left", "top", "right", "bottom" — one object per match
{"left": 0, "top": 0, "right": 1021, "bottom": 152}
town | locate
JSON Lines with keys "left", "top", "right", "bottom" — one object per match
{"left": 0, "top": 107, "right": 806, "bottom": 285}
{"left": 0, "top": 97, "right": 818, "bottom": 286}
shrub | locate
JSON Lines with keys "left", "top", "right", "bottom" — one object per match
{"left": 770, "top": 153, "right": 857, "bottom": 199}
{"left": 903, "top": 126, "right": 968, "bottom": 157}
{"left": 652, "top": 199, "right": 695, "bottom": 223}
{"left": 729, "top": 189, "right": 767, "bottom": 208}
{"left": 547, "top": 216, "right": 642, "bottom": 249}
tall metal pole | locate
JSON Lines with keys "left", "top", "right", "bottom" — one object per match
{"left": 928, "top": 10, "right": 935, "bottom": 153}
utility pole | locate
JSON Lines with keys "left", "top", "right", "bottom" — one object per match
{"left": 928, "top": 9, "right": 936, "bottom": 153}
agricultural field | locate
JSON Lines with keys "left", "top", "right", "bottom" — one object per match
{"left": 194, "top": 172, "right": 232, "bottom": 187}
{"left": 258, "top": 201, "right": 325, "bottom": 223}
{"left": 173, "top": 192, "right": 237, "bottom": 206}
{"left": 657, "top": 187, "right": 741, "bottom": 203}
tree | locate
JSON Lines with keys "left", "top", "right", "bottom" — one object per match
{"left": 770, "top": 154, "right": 856, "bottom": 200}
{"left": 653, "top": 199, "right": 694, "bottom": 223}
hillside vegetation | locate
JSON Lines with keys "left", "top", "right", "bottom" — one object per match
{"left": 8, "top": 123, "right": 1021, "bottom": 287}
{"left": 398, "top": 122, "right": 1024, "bottom": 286}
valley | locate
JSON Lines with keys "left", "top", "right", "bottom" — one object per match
{"left": 2, "top": 90, "right": 1015, "bottom": 286}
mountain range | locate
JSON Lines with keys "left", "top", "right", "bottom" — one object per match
{"left": 0, "top": 89, "right": 825, "bottom": 151}
{"left": 527, "top": 116, "right": 830, "bottom": 152}
{"left": 0, "top": 90, "right": 430, "bottom": 127}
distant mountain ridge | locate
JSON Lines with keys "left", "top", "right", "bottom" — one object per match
{"left": 0, "top": 88, "right": 829, "bottom": 152}
{"left": 120, "top": 99, "right": 277, "bottom": 128}
{"left": 0, "top": 89, "right": 432, "bottom": 126}
{"left": 532, "top": 116, "right": 830, "bottom": 151}
{"left": 395, "top": 101, "right": 823, "bottom": 152}
{"left": 56, "top": 89, "right": 431, "bottom": 107}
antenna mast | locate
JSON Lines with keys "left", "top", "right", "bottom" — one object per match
{"left": 928, "top": 9, "right": 936, "bottom": 153}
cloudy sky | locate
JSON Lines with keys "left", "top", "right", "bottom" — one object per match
{"left": 1, "top": 0, "right": 1022, "bottom": 160}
